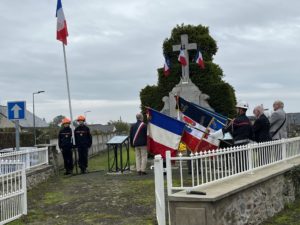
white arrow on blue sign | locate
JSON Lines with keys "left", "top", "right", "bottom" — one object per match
{"left": 7, "top": 101, "right": 26, "bottom": 120}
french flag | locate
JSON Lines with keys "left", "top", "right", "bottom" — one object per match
{"left": 147, "top": 108, "right": 185, "bottom": 158}
{"left": 163, "top": 56, "right": 171, "bottom": 77}
{"left": 181, "top": 126, "right": 219, "bottom": 153}
{"left": 56, "top": 0, "right": 68, "bottom": 45}
{"left": 178, "top": 49, "right": 187, "bottom": 66}
{"left": 195, "top": 50, "right": 205, "bottom": 69}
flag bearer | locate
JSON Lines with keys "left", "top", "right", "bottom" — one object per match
{"left": 75, "top": 115, "right": 92, "bottom": 174}
{"left": 58, "top": 118, "right": 73, "bottom": 175}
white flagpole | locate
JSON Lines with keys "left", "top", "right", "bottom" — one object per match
{"left": 62, "top": 43, "right": 76, "bottom": 144}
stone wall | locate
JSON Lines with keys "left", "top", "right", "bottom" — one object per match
{"left": 26, "top": 165, "right": 54, "bottom": 190}
{"left": 169, "top": 157, "right": 300, "bottom": 225}
{"left": 213, "top": 174, "right": 295, "bottom": 225}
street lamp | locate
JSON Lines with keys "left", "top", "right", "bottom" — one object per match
{"left": 33, "top": 90, "right": 45, "bottom": 146}
{"left": 84, "top": 110, "right": 91, "bottom": 121}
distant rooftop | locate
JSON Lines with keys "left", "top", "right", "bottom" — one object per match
{"left": 88, "top": 124, "right": 116, "bottom": 133}
{"left": 0, "top": 105, "right": 48, "bottom": 128}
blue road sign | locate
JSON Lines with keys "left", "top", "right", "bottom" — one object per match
{"left": 7, "top": 101, "right": 26, "bottom": 120}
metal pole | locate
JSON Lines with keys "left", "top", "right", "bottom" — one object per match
{"left": 62, "top": 43, "right": 78, "bottom": 174}
{"left": 33, "top": 93, "right": 36, "bottom": 146}
{"left": 15, "top": 120, "right": 20, "bottom": 151}
{"left": 62, "top": 43, "right": 75, "bottom": 142}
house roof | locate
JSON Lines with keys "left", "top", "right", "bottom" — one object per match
{"left": 88, "top": 124, "right": 116, "bottom": 133}
{"left": 0, "top": 105, "right": 48, "bottom": 128}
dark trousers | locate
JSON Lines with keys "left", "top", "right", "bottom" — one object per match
{"left": 62, "top": 148, "right": 73, "bottom": 172}
{"left": 78, "top": 147, "right": 88, "bottom": 171}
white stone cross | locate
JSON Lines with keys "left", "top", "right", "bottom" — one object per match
{"left": 172, "top": 34, "right": 197, "bottom": 83}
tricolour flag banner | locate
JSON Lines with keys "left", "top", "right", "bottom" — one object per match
{"left": 147, "top": 108, "right": 185, "bottom": 158}
{"left": 178, "top": 49, "right": 187, "bottom": 66}
{"left": 181, "top": 126, "right": 219, "bottom": 153}
{"left": 56, "top": 0, "right": 68, "bottom": 45}
{"left": 163, "top": 56, "right": 171, "bottom": 77}
{"left": 178, "top": 96, "right": 228, "bottom": 132}
{"left": 195, "top": 50, "right": 205, "bottom": 69}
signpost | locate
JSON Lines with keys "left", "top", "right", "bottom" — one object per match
{"left": 7, "top": 101, "right": 26, "bottom": 151}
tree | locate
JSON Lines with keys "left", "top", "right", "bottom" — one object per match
{"left": 108, "top": 119, "right": 130, "bottom": 135}
{"left": 48, "top": 115, "right": 66, "bottom": 139}
{"left": 140, "top": 24, "right": 236, "bottom": 118}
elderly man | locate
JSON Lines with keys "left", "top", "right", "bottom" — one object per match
{"left": 253, "top": 105, "right": 271, "bottom": 143}
{"left": 130, "top": 113, "right": 148, "bottom": 175}
{"left": 269, "top": 100, "right": 287, "bottom": 140}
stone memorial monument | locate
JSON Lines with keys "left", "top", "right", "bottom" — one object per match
{"left": 161, "top": 34, "right": 214, "bottom": 117}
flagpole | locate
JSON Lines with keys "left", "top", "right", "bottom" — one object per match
{"left": 62, "top": 43, "right": 75, "bottom": 143}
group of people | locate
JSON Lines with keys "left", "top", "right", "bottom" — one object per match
{"left": 58, "top": 115, "right": 92, "bottom": 175}
{"left": 211, "top": 100, "right": 287, "bottom": 146}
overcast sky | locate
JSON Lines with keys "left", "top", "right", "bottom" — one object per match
{"left": 0, "top": 0, "right": 299, "bottom": 124}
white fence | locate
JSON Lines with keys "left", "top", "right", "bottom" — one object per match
{"left": 164, "top": 137, "right": 300, "bottom": 194}
{"left": 153, "top": 137, "right": 300, "bottom": 225}
{"left": 0, "top": 147, "right": 48, "bottom": 171}
{"left": 0, "top": 161, "right": 27, "bottom": 225}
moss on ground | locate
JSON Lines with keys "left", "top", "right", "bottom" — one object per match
{"left": 262, "top": 198, "right": 300, "bottom": 225}
{"left": 8, "top": 150, "right": 156, "bottom": 225}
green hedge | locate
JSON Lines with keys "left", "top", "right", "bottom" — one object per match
{"left": 140, "top": 24, "right": 236, "bottom": 118}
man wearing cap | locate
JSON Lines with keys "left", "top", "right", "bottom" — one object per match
{"left": 130, "top": 113, "right": 148, "bottom": 175}
{"left": 75, "top": 115, "right": 92, "bottom": 174}
{"left": 58, "top": 118, "right": 73, "bottom": 175}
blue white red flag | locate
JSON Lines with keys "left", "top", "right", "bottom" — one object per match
{"left": 195, "top": 50, "right": 205, "bottom": 69}
{"left": 178, "top": 97, "right": 228, "bottom": 132}
{"left": 147, "top": 108, "right": 185, "bottom": 158}
{"left": 163, "top": 56, "right": 171, "bottom": 77}
{"left": 178, "top": 49, "right": 187, "bottom": 66}
{"left": 181, "top": 126, "right": 219, "bottom": 153}
{"left": 56, "top": 0, "right": 68, "bottom": 45}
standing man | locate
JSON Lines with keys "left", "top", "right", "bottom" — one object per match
{"left": 75, "top": 115, "right": 92, "bottom": 174}
{"left": 130, "top": 113, "right": 148, "bottom": 175}
{"left": 269, "top": 100, "right": 287, "bottom": 140}
{"left": 253, "top": 105, "right": 272, "bottom": 143}
{"left": 58, "top": 118, "right": 73, "bottom": 175}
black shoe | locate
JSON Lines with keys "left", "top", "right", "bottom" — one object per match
{"left": 141, "top": 172, "right": 147, "bottom": 175}
{"left": 81, "top": 170, "right": 86, "bottom": 174}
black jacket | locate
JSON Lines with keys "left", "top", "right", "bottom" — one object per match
{"left": 130, "top": 120, "right": 147, "bottom": 147}
{"left": 75, "top": 125, "right": 92, "bottom": 148}
{"left": 223, "top": 114, "right": 254, "bottom": 144}
{"left": 58, "top": 126, "right": 73, "bottom": 149}
{"left": 253, "top": 114, "right": 272, "bottom": 143}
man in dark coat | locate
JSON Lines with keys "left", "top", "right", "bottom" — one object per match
{"left": 58, "top": 118, "right": 73, "bottom": 175}
{"left": 253, "top": 105, "right": 271, "bottom": 143}
{"left": 75, "top": 115, "right": 92, "bottom": 174}
{"left": 130, "top": 113, "right": 148, "bottom": 175}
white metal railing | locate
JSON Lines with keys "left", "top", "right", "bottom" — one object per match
{"left": 161, "top": 137, "right": 300, "bottom": 195}
{"left": 0, "top": 147, "right": 48, "bottom": 171}
{"left": 0, "top": 161, "right": 27, "bottom": 225}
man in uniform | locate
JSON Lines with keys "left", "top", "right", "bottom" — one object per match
{"left": 75, "top": 115, "right": 92, "bottom": 174}
{"left": 211, "top": 100, "right": 253, "bottom": 172}
{"left": 58, "top": 118, "right": 73, "bottom": 175}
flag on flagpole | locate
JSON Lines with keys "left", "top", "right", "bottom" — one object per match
{"left": 178, "top": 49, "right": 187, "bottom": 66}
{"left": 163, "top": 56, "right": 171, "bottom": 77}
{"left": 56, "top": 0, "right": 68, "bottom": 45}
{"left": 147, "top": 108, "right": 185, "bottom": 158}
{"left": 195, "top": 50, "right": 205, "bottom": 69}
